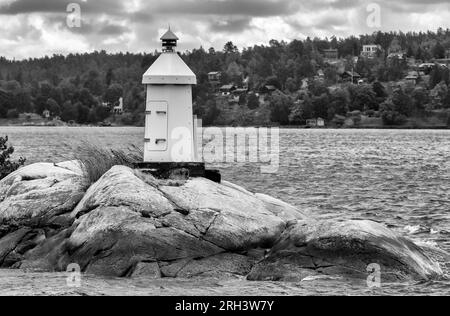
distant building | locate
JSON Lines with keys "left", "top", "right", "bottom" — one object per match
{"left": 322, "top": 49, "right": 339, "bottom": 61}
{"left": 357, "top": 79, "right": 367, "bottom": 85}
{"left": 242, "top": 76, "right": 250, "bottom": 89}
{"left": 220, "top": 84, "right": 236, "bottom": 96}
{"left": 208, "top": 72, "right": 221, "bottom": 83}
{"left": 387, "top": 52, "right": 406, "bottom": 61}
{"left": 42, "top": 109, "right": 51, "bottom": 119}
{"left": 340, "top": 71, "right": 361, "bottom": 84}
{"left": 405, "top": 71, "right": 420, "bottom": 86}
{"left": 227, "top": 88, "right": 248, "bottom": 104}
{"left": 419, "top": 63, "right": 436, "bottom": 75}
{"left": 316, "top": 69, "right": 325, "bottom": 82}
{"left": 306, "top": 118, "right": 326, "bottom": 127}
{"left": 361, "top": 45, "right": 382, "bottom": 59}
{"left": 317, "top": 118, "right": 325, "bottom": 127}
{"left": 300, "top": 78, "right": 309, "bottom": 90}
{"left": 113, "top": 97, "right": 124, "bottom": 115}
{"left": 233, "top": 88, "right": 248, "bottom": 96}
{"left": 259, "top": 85, "right": 277, "bottom": 95}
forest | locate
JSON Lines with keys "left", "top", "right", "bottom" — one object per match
{"left": 1, "top": 29, "right": 450, "bottom": 127}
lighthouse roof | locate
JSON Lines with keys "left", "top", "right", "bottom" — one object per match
{"left": 142, "top": 52, "right": 197, "bottom": 85}
{"left": 160, "top": 29, "right": 179, "bottom": 41}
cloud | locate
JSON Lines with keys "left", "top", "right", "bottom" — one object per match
{"left": 145, "top": 0, "right": 300, "bottom": 17}
{"left": 0, "top": 0, "right": 126, "bottom": 15}
{"left": 0, "top": 0, "right": 448, "bottom": 59}
{"left": 208, "top": 17, "right": 252, "bottom": 33}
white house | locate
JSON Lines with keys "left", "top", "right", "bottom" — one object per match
{"left": 113, "top": 97, "right": 124, "bottom": 115}
{"left": 307, "top": 118, "right": 326, "bottom": 127}
{"left": 361, "top": 45, "right": 382, "bottom": 59}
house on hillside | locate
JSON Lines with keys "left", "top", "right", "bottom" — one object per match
{"left": 258, "top": 85, "right": 278, "bottom": 103}
{"left": 242, "top": 76, "right": 250, "bottom": 89}
{"left": 322, "top": 49, "right": 339, "bottom": 61}
{"left": 361, "top": 45, "right": 382, "bottom": 59}
{"left": 208, "top": 72, "right": 221, "bottom": 83}
{"left": 316, "top": 69, "right": 325, "bottom": 82}
{"left": 220, "top": 84, "right": 236, "bottom": 96}
{"left": 340, "top": 71, "right": 361, "bottom": 84}
{"left": 260, "top": 85, "right": 277, "bottom": 95}
{"left": 419, "top": 63, "right": 436, "bottom": 75}
{"left": 113, "top": 97, "right": 124, "bottom": 115}
{"left": 233, "top": 88, "right": 248, "bottom": 96}
{"left": 405, "top": 71, "right": 420, "bottom": 86}
{"left": 300, "top": 79, "right": 309, "bottom": 90}
{"left": 228, "top": 88, "right": 249, "bottom": 104}
{"left": 387, "top": 52, "right": 407, "bottom": 61}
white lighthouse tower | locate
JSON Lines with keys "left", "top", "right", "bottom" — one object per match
{"left": 142, "top": 28, "right": 198, "bottom": 163}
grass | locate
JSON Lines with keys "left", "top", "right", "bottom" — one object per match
{"left": 74, "top": 141, "right": 143, "bottom": 185}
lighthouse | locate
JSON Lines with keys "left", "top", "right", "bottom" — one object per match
{"left": 138, "top": 28, "right": 221, "bottom": 183}
{"left": 142, "top": 28, "right": 197, "bottom": 163}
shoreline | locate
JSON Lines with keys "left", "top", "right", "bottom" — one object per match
{"left": 1, "top": 124, "right": 449, "bottom": 130}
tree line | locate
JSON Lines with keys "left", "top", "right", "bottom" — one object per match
{"left": 1, "top": 29, "right": 450, "bottom": 126}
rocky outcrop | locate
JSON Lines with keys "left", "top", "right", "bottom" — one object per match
{"left": 0, "top": 162, "right": 446, "bottom": 282}
{"left": 0, "top": 161, "right": 86, "bottom": 230}
{"left": 0, "top": 161, "right": 86, "bottom": 267}
{"left": 248, "top": 220, "right": 444, "bottom": 282}
{"left": 65, "top": 166, "right": 303, "bottom": 277}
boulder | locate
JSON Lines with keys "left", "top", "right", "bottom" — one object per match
{"left": 248, "top": 220, "right": 444, "bottom": 282}
{"left": 0, "top": 161, "right": 86, "bottom": 235}
{"left": 157, "top": 177, "right": 305, "bottom": 250}
{"left": 64, "top": 166, "right": 303, "bottom": 277}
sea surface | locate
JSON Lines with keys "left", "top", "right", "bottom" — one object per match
{"left": 0, "top": 126, "right": 449, "bottom": 296}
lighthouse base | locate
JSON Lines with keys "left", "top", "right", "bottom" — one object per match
{"left": 134, "top": 162, "right": 221, "bottom": 183}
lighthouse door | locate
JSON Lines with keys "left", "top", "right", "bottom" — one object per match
{"left": 145, "top": 101, "right": 168, "bottom": 152}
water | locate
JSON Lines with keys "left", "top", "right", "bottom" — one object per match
{"left": 0, "top": 126, "right": 449, "bottom": 296}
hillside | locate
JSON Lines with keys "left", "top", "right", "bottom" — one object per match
{"left": 1, "top": 29, "right": 450, "bottom": 128}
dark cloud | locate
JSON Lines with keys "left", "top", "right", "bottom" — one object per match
{"left": 2, "top": 0, "right": 449, "bottom": 17}
{"left": 98, "top": 23, "right": 130, "bottom": 36}
{"left": 209, "top": 17, "right": 252, "bottom": 33}
{"left": 131, "top": 12, "right": 154, "bottom": 23}
{"left": 0, "top": 0, "right": 448, "bottom": 59}
{"left": 0, "top": 0, "right": 125, "bottom": 15}
{"left": 147, "top": 0, "right": 301, "bottom": 17}
{"left": 64, "top": 20, "right": 131, "bottom": 36}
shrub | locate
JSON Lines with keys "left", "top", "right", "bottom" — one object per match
{"left": 0, "top": 136, "right": 26, "bottom": 180}
{"left": 381, "top": 110, "right": 407, "bottom": 126}
{"left": 74, "top": 141, "right": 143, "bottom": 185}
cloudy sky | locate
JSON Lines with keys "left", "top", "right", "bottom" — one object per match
{"left": 0, "top": 0, "right": 449, "bottom": 59}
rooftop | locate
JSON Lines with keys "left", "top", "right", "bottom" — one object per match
{"left": 142, "top": 51, "right": 196, "bottom": 85}
{"left": 160, "top": 28, "right": 179, "bottom": 41}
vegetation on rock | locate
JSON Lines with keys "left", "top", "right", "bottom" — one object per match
{"left": 0, "top": 136, "right": 26, "bottom": 180}
{"left": 73, "top": 142, "right": 142, "bottom": 185}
